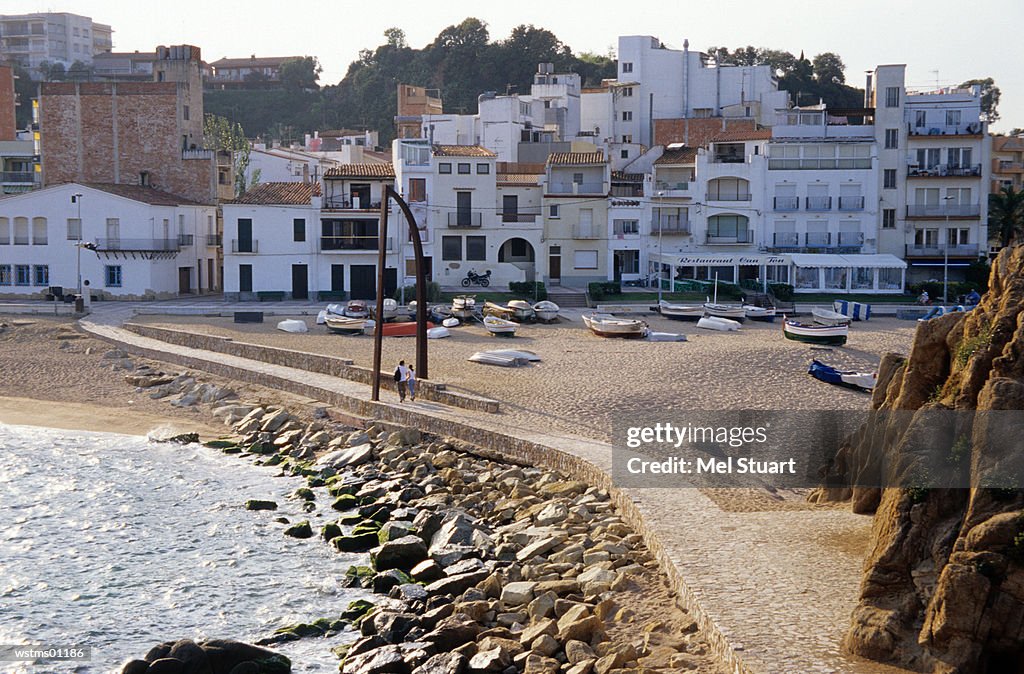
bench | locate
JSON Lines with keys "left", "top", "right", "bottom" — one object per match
{"left": 256, "top": 291, "right": 286, "bottom": 302}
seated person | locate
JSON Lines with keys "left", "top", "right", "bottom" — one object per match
{"left": 917, "top": 290, "right": 931, "bottom": 305}
{"left": 965, "top": 289, "right": 981, "bottom": 305}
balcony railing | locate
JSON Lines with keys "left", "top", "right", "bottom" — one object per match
{"left": 1, "top": 171, "right": 35, "bottom": 183}
{"left": 839, "top": 231, "right": 865, "bottom": 246}
{"left": 909, "top": 124, "right": 983, "bottom": 137}
{"left": 572, "top": 225, "right": 602, "bottom": 239}
{"left": 706, "top": 230, "right": 753, "bottom": 245}
{"left": 806, "top": 196, "right": 832, "bottom": 211}
{"left": 182, "top": 148, "right": 214, "bottom": 160}
{"left": 806, "top": 232, "right": 832, "bottom": 247}
{"left": 772, "top": 232, "right": 799, "bottom": 248}
{"left": 906, "top": 204, "right": 981, "bottom": 218}
{"left": 177, "top": 234, "right": 194, "bottom": 247}
{"left": 907, "top": 164, "right": 982, "bottom": 178}
{"left": 548, "top": 182, "right": 606, "bottom": 195}
{"left": 773, "top": 196, "right": 799, "bottom": 211}
{"left": 206, "top": 234, "right": 222, "bottom": 247}
{"left": 654, "top": 181, "right": 689, "bottom": 195}
{"left": 905, "top": 243, "right": 980, "bottom": 257}
{"left": 320, "top": 236, "right": 392, "bottom": 252}
{"left": 447, "top": 212, "right": 482, "bottom": 228}
{"left": 713, "top": 154, "right": 746, "bottom": 164}
{"left": 768, "top": 158, "right": 872, "bottom": 170}
{"left": 652, "top": 219, "right": 691, "bottom": 235}
{"left": 323, "top": 195, "right": 382, "bottom": 210}
{"left": 95, "top": 238, "right": 180, "bottom": 252}
{"left": 231, "top": 239, "right": 259, "bottom": 253}
{"left": 838, "top": 196, "right": 864, "bottom": 211}
{"left": 997, "top": 161, "right": 1024, "bottom": 172}
{"left": 706, "top": 192, "right": 751, "bottom": 202}
{"left": 501, "top": 212, "right": 540, "bottom": 223}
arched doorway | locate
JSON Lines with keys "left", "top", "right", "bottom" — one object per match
{"left": 498, "top": 237, "right": 535, "bottom": 263}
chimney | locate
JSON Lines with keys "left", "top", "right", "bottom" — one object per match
{"left": 864, "top": 72, "right": 873, "bottom": 108}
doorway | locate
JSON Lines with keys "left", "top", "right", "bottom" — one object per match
{"left": 291, "top": 264, "right": 308, "bottom": 300}
{"left": 178, "top": 267, "right": 192, "bottom": 294}
{"left": 350, "top": 264, "right": 375, "bottom": 299}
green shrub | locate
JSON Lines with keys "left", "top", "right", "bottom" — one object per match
{"left": 587, "top": 281, "right": 621, "bottom": 301}
{"left": 392, "top": 281, "right": 440, "bottom": 303}
{"left": 509, "top": 281, "right": 547, "bottom": 300}
{"left": 947, "top": 436, "right": 970, "bottom": 465}
{"left": 769, "top": 283, "right": 794, "bottom": 301}
{"left": 955, "top": 322, "right": 993, "bottom": 367}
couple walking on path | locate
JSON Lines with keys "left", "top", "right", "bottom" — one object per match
{"left": 393, "top": 360, "right": 417, "bottom": 402}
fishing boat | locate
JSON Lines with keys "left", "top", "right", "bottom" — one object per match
{"left": 429, "top": 304, "right": 453, "bottom": 322}
{"left": 369, "top": 298, "right": 398, "bottom": 322}
{"left": 483, "top": 301, "right": 516, "bottom": 319}
{"left": 743, "top": 305, "right": 777, "bottom": 322}
{"left": 582, "top": 313, "right": 647, "bottom": 339}
{"left": 276, "top": 319, "right": 308, "bottom": 333}
{"left": 702, "top": 273, "right": 745, "bottom": 320}
{"left": 344, "top": 299, "right": 369, "bottom": 319}
{"left": 325, "top": 315, "right": 369, "bottom": 335}
{"left": 441, "top": 317, "right": 460, "bottom": 328}
{"left": 658, "top": 300, "right": 704, "bottom": 321}
{"left": 468, "top": 351, "right": 530, "bottom": 367}
{"left": 481, "top": 349, "right": 541, "bottom": 362}
{"left": 452, "top": 295, "right": 476, "bottom": 319}
{"left": 483, "top": 315, "right": 519, "bottom": 337}
{"left": 507, "top": 299, "right": 536, "bottom": 322}
{"left": 811, "top": 308, "right": 852, "bottom": 327}
{"left": 697, "top": 316, "right": 741, "bottom": 332}
{"left": 808, "top": 360, "right": 876, "bottom": 391}
{"left": 381, "top": 320, "right": 436, "bottom": 337}
{"left": 532, "top": 300, "right": 560, "bottom": 323}
{"left": 646, "top": 331, "right": 687, "bottom": 342}
{"left": 783, "top": 319, "right": 848, "bottom": 346}
{"left": 426, "top": 326, "right": 450, "bottom": 339}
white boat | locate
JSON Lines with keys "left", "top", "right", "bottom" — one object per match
{"left": 344, "top": 299, "right": 369, "bottom": 319}
{"left": 426, "top": 326, "right": 450, "bottom": 339}
{"left": 811, "top": 308, "right": 852, "bottom": 327}
{"left": 315, "top": 310, "right": 328, "bottom": 325}
{"left": 743, "top": 305, "right": 777, "bottom": 322}
{"left": 697, "top": 316, "right": 741, "bottom": 332}
{"left": 482, "top": 349, "right": 541, "bottom": 361}
{"left": 483, "top": 315, "right": 519, "bottom": 337}
{"left": 507, "top": 299, "right": 536, "bottom": 322}
{"left": 702, "top": 272, "right": 745, "bottom": 320}
{"left": 646, "top": 331, "right": 687, "bottom": 342}
{"left": 276, "top": 319, "right": 308, "bottom": 333}
{"left": 832, "top": 300, "right": 871, "bottom": 321}
{"left": 442, "top": 317, "right": 460, "bottom": 328}
{"left": 452, "top": 295, "right": 476, "bottom": 319}
{"left": 483, "top": 301, "right": 515, "bottom": 319}
{"left": 658, "top": 300, "right": 704, "bottom": 321}
{"left": 325, "top": 315, "right": 368, "bottom": 335}
{"left": 468, "top": 351, "right": 530, "bottom": 367}
{"left": 370, "top": 298, "right": 398, "bottom": 322}
{"left": 533, "top": 300, "right": 560, "bottom": 323}
{"left": 582, "top": 313, "right": 647, "bottom": 339}
{"left": 783, "top": 319, "right": 848, "bottom": 345}
{"left": 325, "top": 303, "right": 347, "bottom": 317}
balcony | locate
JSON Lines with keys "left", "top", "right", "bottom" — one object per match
{"left": 838, "top": 196, "right": 864, "bottom": 211}
{"left": 1, "top": 171, "right": 35, "bottom": 183}
{"left": 95, "top": 238, "right": 180, "bottom": 252}
{"left": 206, "top": 234, "right": 222, "bottom": 247}
{"left": 231, "top": 239, "right": 259, "bottom": 253}
{"left": 501, "top": 212, "right": 539, "bottom": 223}
{"left": 706, "top": 230, "right": 754, "bottom": 245}
{"left": 654, "top": 181, "right": 690, "bottom": 197}
{"left": 907, "top": 164, "right": 982, "bottom": 178}
{"left": 177, "top": 234, "right": 194, "bottom": 247}
{"left": 548, "top": 181, "right": 607, "bottom": 195}
{"left": 320, "top": 236, "right": 392, "bottom": 252}
{"left": 806, "top": 232, "right": 833, "bottom": 247}
{"left": 182, "top": 148, "right": 214, "bottom": 160}
{"left": 905, "top": 243, "right": 980, "bottom": 258}
{"left": 773, "top": 196, "right": 799, "bottom": 211}
{"left": 448, "top": 212, "right": 482, "bottom": 228}
{"left": 997, "top": 161, "right": 1024, "bottom": 173}
{"left": 652, "top": 219, "right": 691, "bottom": 235}
{"left": 706, "top": 192, "right": 751, "bottom": 202}
{"left": 772, "top": 232, "right": 799, "bottom": 248}
{"left": 572, "top": 224, "right": 602, "bottom": 239}
{"left": 909, "top": 124, "right": 983, "bottom": 137}
{"left": 838, "top": 232, "right": 865, "bottom": 246}
{"left": 805, "top": 196, "right": 832, "bottom": 211}
{"left": 323, "top": 195, "right": 383, "bottom": 210}
{"left": 906, "top": 204, "right": 981, "bottom": 219}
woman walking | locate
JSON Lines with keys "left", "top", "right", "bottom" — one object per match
{"left": 407, "top": 365, "right": 417, "bottom": 402}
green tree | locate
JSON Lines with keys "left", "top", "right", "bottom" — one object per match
{"left": 12, "top": 64, "right": 36, "bottom": 129}
{"left": 988, "top": 185, "right": 1024, "bottom": 248}
{"left": 203, "top": 114, "right": 257, "bottom": 197}
{"left": 384, "top": 28, "right": 407, "bottom": 49}
{"left": 66, "top": 60, "right": 93, "bottom": 81}
{"left": 812, "top": 52, "right": 845, "bottom": 85}
{"left": 279, "top": 56, "right": 321, "bottom": 90}
{"left": 959, "top": 77, "right": 1000, "bottom": 124}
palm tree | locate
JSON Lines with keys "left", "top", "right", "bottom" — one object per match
{"left": 988, "top": 185, "right": 1024, "bottom": 249}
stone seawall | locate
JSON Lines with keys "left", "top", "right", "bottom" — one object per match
{"left": 124, "top": 323, "right": 500, "bottom": 414}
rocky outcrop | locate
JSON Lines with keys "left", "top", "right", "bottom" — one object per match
{"left": 817, "top": 247, "right": 1024, "bottom": 673}
{"left": 121, "top": 639, "right": 289, "bottom": 674}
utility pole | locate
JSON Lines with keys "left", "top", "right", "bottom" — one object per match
{"left": 72, "top": 192, "right": 83, "bottom": 293}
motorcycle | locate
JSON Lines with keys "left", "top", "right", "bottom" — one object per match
{"left": 462, "top": 269, "right": 491, "bottom": 287}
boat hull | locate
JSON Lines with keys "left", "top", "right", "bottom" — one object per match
{"left": 811, "top": 308, "right": 851, "bottom": 327}
{"left": 697, "top": 316, "right": 741, "bottom": 332}
{"left": 658, "top": 301, "right": 703, "bottom": 321}
{"left": 783, "top": 321, "right": 848, "bottom": 345}
{"left": 704, "top": 304, "right": 746, "bottom": 320}
{"left": 743, "top": 306, "right": 777, "bottom": 322}
{"left": 325, "top": 317, "right": 367, "bottom": 334}
{"left": 381, "top": 321, "right": 436, "bottom": 337}
{"left": 582, "top": 313, "right": 647, "bottom": 338}
{"left": 532, "top": 301, "right": 560, "bottom": 322}
{"left": 483, "top": 315, "right": 518, "bottom": 337}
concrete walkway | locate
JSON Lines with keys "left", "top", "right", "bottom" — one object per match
{"left": 79, "top": 302, "right": 905, "bottom": 674}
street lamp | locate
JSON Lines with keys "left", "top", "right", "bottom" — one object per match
{"left": 71, "top": 193, "right": 83, "bottom": 294}
{"left": 942, "top": 194, "right": 955, "bottom": 304}
{"left": 656, "top": 191, "right": 665, "bottom": 303}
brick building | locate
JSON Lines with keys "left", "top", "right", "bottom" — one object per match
{"left": 0, "top": 64, "right": 15, "bottom": 140}
{"left": 38, "top": 44, "right": 215, "bottom": 205}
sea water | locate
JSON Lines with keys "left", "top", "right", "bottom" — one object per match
{"left": 0, "top": 423, "right": 370, "bottom": 673}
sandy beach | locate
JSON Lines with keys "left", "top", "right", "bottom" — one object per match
{"left": 132, "top": 312, "right": 917, "bottom": 442}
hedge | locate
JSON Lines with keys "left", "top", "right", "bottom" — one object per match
{"left": 509, "top": 281, "right": 547, "bottom": 301}
{"left": 587, "top": 281, "right": 622, "bottom": 301}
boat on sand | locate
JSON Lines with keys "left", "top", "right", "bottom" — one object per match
{"left": 533, "top": 300, "right": 560, "bottom": 322}
{"left": 582, "top": 313, "right": 647, "bottom": 338}
{"left": 783, "top": 319, "right": 848, "bottom": 345}
{"left": 483, "top": 315, "right": 519, "bottom": 337}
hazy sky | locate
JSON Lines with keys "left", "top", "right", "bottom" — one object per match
{"left": 26, "top": 0, "right": 1024, "bottom": 132}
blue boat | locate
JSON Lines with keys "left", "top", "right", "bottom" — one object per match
{"left": 808, "top": 360, "right": 876, "bottom": 391}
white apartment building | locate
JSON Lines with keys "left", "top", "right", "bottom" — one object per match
{"left": 0, "top": 12, "right": 113, "bottom": 74}
{"left": 0, "top": 182, "right": 218, "bottom": 299}
{"left": 542, "top": 150, "right": 611, "bottom": 288}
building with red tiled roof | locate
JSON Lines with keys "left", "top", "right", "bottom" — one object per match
{"left": 230, "top": 181, "right": 320, "bottom": 206}
{"left": 546, "top": 152, "right": 606, "bottom": 166}
{"left": 324, "top": 164, "right": 396, "bottom": 180}
{"left": 432, "top": 145, "right": 496, "bottom": 158}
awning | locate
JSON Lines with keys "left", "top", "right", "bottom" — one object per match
{"left": 789, "top": 253, "right": 907, "bottom": 269}
{"left": 652, "top": 252, "right": 789, "bottom": 266}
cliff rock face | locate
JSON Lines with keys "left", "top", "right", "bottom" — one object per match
{"left": 827, "top": 247, "right": 1024, "bottom": 673}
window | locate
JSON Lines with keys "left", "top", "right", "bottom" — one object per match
{"left": 707, "top": 214, "right": 750, "bottom": 240}
{"left": 67, "top": 218, "right": 82, "bottom": 240}
{"left": 183, "top": 105, "right": 189, "bottom": 121}
{"left": 457, "top": 163, "right": 471, "bottom": 175}
{"left": 621, "top": 87, "right": 633, "bottom": 97}
{"left": 613, "top": 219, "right": 639, "bottom": 235}
{"left": 13, "top": 217, "right": 28, "bottom": 245}
{"left": 621, "top": 135, "right": 632, "bottom": 144}
{"left": 622, "top": 111, "right": 632, "bottom": 122}
{"left": 408, "top": 178, "right": 426, "bottom": 202}
{"left": 466, "top": 236, "right": 486, "bottom": 261}
{"left": 885, "top": 87, "right": 900, "bottom": 108}
{"left": 622, "top": 62, "right": 633, "bottom": 73}
{"left": 945, "top": 187, "right": 971, "bottom": 204}
{"left": 621, "top": 150, "right": 629, "bottom": 159}
{"left": 105, "top": 265, "right": 122, "bottom": 288}
{"left": 882, "top": 208, "right": 896, "bottom": 229}
{"left": 947, "top": 147, "right": 973, "bottom": 169}
{"left": 0, "top": 217, "right": 7, "bottom": 244}
{"left": 914, "top": 110, "right": 927, "bottom": 128}
{"left": 106, "top": 217, "right": 121, "bottom": 241}
{"left": 549, "top": 204, "right": 560, "bottom": 218}
{"left": 32, "top": 217, "right": 47, "bottom": 245}
{"left": 573, "top": 250, "right": 598, "bottom": 269}
{"left": 15, "top": 264, "right": 31, "bottom": 285}
{"left": 573, "top": 172, "right": 584, "bottom": 185}
{"left": 947, "top": 228, "right": 970, "bottom": 246}
{"left": 883, "top": 168, "right": 897, "bottom": 189}
{"left": 438, "top": 163, "right": 452, "bottom": 174}
{"left": 884, "top": 128, "right": 898, "bottom": 149}
{"left": 618, "top": 249, "right": 639, "bottom": 274}
{"left": 442, "top": 235, "right": 462, "bottom": 261}
{"left": 290, "top": 218, "right": 305, "bottom": 242}
{"left": 0, "top": 265, "right": 10, "bottom": 285}
{"left": 239, "top": 264, "right": 252, "bottom": 292}
{"left": 476, "top": 163, "right": 490, "bottom": 175}
{"left": 945, "top": 110, "right": 961, "bottom": 127}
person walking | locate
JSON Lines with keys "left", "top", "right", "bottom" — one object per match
{"left": 407, "top": 365, "right": 417, "bottom": 402}
{"left": 394, "top": 359, "right": 410, "bottom": 402}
